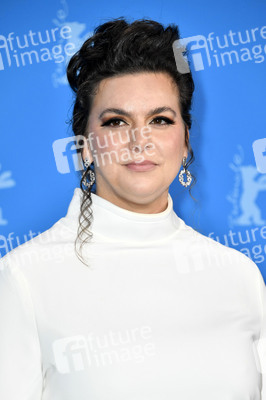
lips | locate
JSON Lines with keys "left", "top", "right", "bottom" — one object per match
{"left": 125, "top": 161, "right": 157, "bottom": 172}
{"left": 126, "top": 161, "right": 156, "bottom": 166}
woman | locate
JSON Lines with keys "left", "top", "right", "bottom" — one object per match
{"left": 0, "top": 17, "right": 266, "bottom": 400}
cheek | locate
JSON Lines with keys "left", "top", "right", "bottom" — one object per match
{"left": 91, "top": 129, "right": 127, "bottom": 153}
{"left": 88, "top": 132, "right": 110, "bottom": 155}
{"left": 160, "top": 134, "right": 185, "bottom": 159}
{"left": 89, "top": 129, "right": 127, "bottom": 170}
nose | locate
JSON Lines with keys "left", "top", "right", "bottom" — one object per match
{"left": 128, "top": 125, "right": 153, "bottom": 154}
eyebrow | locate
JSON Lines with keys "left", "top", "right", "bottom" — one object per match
{"left": 98, "top": 106, "right": 177, "bottom": 120}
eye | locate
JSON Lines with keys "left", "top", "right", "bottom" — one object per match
{"left": 150, "top": 117, "right": 175, "bottom": 125}
{"left": 101, "top": 116, "right": 175, "bottom": 127}
{"left": 101, "top": 118, "right": 127, "bottom": 127}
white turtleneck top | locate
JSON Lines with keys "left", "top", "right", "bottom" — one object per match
{"left": 1, "top": 187, "right": 266, "bottom": 400}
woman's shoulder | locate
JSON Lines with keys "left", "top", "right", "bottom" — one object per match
{"left": 177, "top": 220, "right": 262, "bottom": 280}
{"left": 0, "top": 217, "right": 76, "bottom": 276}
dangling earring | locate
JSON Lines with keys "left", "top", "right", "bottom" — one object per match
{"left": 82, "top": 158, "right": 95, "bottom": 189}
{"left": 179, "top": 157, "right": 192, "bottom": 187}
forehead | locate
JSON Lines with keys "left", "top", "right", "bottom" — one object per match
{"left": 92, "top": 72, "right": 180, "bottom": 107}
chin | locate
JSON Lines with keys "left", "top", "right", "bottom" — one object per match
{"left": 122, "top": 189, "right": 159, "bottom": 201}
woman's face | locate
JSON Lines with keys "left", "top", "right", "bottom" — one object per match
{"left": 83, "top": 71, "right": 188, "bottom": 212}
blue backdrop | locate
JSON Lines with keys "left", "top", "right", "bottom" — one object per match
{"left": 1, "top": 0, "right": 266, "bottom": 279}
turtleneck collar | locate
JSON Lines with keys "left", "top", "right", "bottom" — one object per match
{"left": 60, "top": 187, "right": 183, "bottom": 243}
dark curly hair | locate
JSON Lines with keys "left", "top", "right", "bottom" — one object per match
{"left": 66, "top": 16, "right": 195, "bottom": 267}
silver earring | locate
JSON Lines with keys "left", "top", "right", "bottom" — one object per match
{"left": 83, "top": 158, "right": 91, "bottom": 169}
{"left": 82, "top": 158, "right": 95, "bottom": 189}
{"left": 179, "top": 157, "right": 192, "bottom": 187}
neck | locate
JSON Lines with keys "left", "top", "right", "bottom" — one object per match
{"left": 95, "top": 188, "right": 169, "bottom": 214}
{"left": 61, "top": 187, "right": 184, "bottom": 244}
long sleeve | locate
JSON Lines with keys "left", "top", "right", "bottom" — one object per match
{"left": 253, "top": 267, "right": 266, "bottom": 400}
{"left": 0, "top": 255, "right": 43, "bottom": 399}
